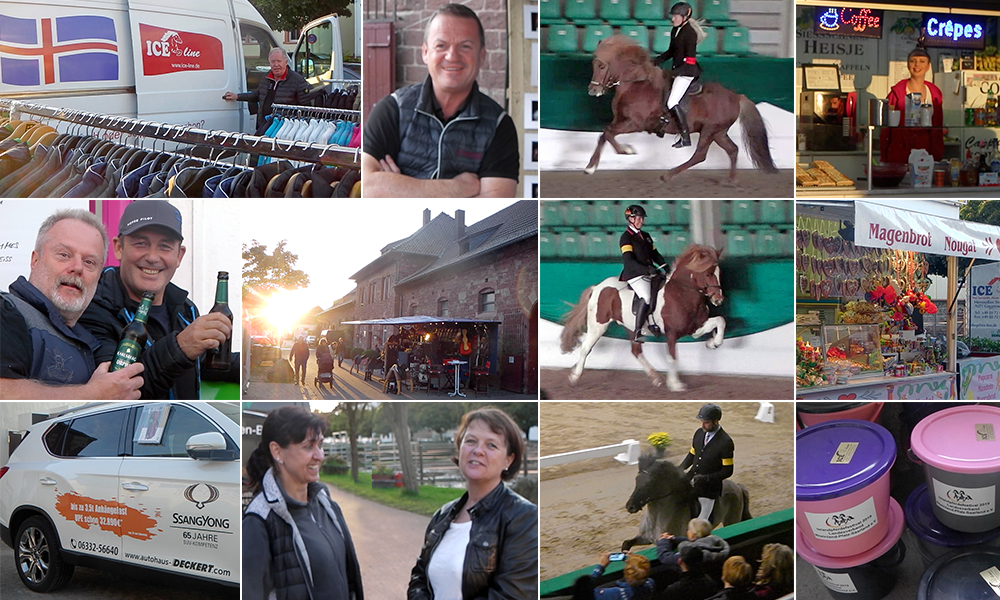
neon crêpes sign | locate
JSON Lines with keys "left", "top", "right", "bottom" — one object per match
{"left": 923, "top": 14, "right": 986, "bottom": 50}
{"left": 814, "top": 8, "right": 883, "bottom": 39}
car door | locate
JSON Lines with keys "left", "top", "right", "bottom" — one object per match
{"left": 118, "top": 403, "right": 240, "bottom": 585}
{"left": 45, "top": 408, "right": 128, "bottom": 564}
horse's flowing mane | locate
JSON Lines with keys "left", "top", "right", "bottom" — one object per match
{"left": 672, "top": 244, "right": 721, "bottom": 274}
{"left": 595, "top": 35, "right": 663, "bottom": 86}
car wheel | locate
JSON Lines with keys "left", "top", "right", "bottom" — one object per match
{"left": 15, "top": 516, "right": 74, "bottom": 592}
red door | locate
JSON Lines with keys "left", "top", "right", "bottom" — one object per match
{"left": 362, "top": 21, "right": 395, "bottom": 123}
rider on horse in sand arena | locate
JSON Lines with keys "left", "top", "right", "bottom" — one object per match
{"left": 621, "top": 204, "right": 668, "bottom": 343}
{"left": 682, "top": 404, "right": 735, "bottom": 521}
{"left": 652, "top": 2, "right": 705, "bottom": 147}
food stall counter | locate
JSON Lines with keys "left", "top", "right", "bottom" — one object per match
{"left": 797, "top": 371, "right": 956, "bottom": 400}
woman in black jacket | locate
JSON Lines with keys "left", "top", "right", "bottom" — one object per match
{"left": 408, "top": 408, "right": 538, "bottom": 600}
{"left": 652, "top": 2, "right": 703, "bottom": 147}
{"left": 243, "top": 406, "right": 364, "bottom": 600}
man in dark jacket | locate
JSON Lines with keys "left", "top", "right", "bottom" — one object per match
{"left": 290, "top": 336, "right": 310, "bottom": 385}
{"left": 78, "top": 201, "right": 232, "bottom": 400}
{"left": 1, "top": 209, "right": 144, "bottom": 399}
{"left": 661, "top": 546, "right": 722, "bottom": 600}
{"left": 681, "top": 404, "right": 735, "bottom": 521}
{"left": 224, "top": 48, "right": 312, "bottom": 132}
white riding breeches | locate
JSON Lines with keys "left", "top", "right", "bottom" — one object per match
{"left": 667, "top": 76, "right": 694, "bottom": 109}
{"left": 698, "top": 497, "right": 715, "bottom": 521}
{"left": 628, "top": 275, "right": 652, "bottom": 303}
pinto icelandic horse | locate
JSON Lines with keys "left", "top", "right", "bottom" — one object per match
{"left": 560, "top": 244, "right": 725, "bottom": 391}
{"left": 585, "top": 35, "right": 777, "bottom": 183}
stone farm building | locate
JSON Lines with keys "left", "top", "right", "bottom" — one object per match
{"left": 339, "top": 200, "right": 538, "bottom": 393}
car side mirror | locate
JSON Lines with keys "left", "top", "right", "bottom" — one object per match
{"left": 186, "top": 432, "right": 238, "bottom": 461}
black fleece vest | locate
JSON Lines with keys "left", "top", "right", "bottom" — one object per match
{"left": 394, "top": 78, "right": 505, "bottom": 180}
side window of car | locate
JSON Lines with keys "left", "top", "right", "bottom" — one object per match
{"left": 43, "top": 421, "right": 68, "bottom": 455}
{"left": 131, "top": 405, "right": 218, "bottom": 458}
{"left": 62, "top": 410, "right": 127, "bottom": 458}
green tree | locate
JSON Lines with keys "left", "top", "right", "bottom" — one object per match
{"left": 410, "top": 403, "right": 465, "bottom": 440}
{"left": 251, "top": 0, "right": 352, "bottom": 32}
{"left": 382, "top": 403, "right": 418, "bottom": 493}
{"left": 330, "top": 403, "right": 371, "bottom": 483}
{"left": 243, "top": 239, "right": 310, "bottom": 296}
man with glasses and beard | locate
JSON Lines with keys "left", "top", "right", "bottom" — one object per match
{"left": 1, "top": 209, "right": 145, "bottom": 399}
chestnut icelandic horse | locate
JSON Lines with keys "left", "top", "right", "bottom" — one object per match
{"left": 560, "top": 245, "right": 725, "bottom": 391}
{"left": 585, "top": 35, "right": 777, "bottom": 182}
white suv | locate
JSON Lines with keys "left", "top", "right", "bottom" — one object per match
{"left": 0, "top": 402, "right": 241, "bottom": 592}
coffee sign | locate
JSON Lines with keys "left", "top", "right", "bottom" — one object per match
{"left": 813, "top": 8, "right": 883, "bottom": 39}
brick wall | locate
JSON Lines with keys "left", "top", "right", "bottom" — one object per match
{"left": 391, "top": 0, "right": 509, "bottom": 106}
{"left": 397, "top": 237, "right": 538, "bottom": 351}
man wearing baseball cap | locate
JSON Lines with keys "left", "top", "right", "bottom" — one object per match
{"left": 79, "top": 200, "right": 232, "bottom": 399}
{"left": 680, "top": 404, "right": 735, "bottom": 521}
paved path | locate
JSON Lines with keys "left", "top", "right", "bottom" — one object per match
{"left": 324, "top": 483, "right": 432, "bottom": 600}
{"left": 245, "top": 348, "right": 535, "bottom": 400}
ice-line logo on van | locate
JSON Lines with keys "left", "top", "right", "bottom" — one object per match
{"left": 138, "top": 23, "right": 224, "bottom": 76}
{"left": 0, "top": 14, "right": 118, "bottom": 86}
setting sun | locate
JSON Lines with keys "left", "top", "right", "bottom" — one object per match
{"left": 258, "top": 288, "right": 318, "bottom": 334}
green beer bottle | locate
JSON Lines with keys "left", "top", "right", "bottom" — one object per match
{"left": 205, "top": 271, "right": 233, "bottom": 370}
{"left": 111, "top": 291, "right": 154, "bottom": 371}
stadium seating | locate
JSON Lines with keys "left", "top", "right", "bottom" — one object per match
{"left": 583, "top": 24, "right": 615, "bottom": 52}
{"left": 547, "top": 23, "right": 580, "bottom": 53}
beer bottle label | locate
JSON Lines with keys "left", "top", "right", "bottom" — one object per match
{"left": 111, "top": 339, "right": 142, "bottom": 372}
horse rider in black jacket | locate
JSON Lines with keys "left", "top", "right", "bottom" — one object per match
{"left": 620, "top": 204, "right": 667, "bottom": 343}
{"left": 680, "top": 404, "right": 735, "bottom": 521}
{"left": 652, "top": 2, "right": 703, "bottom": 147}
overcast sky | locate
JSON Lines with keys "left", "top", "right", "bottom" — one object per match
{"left": 241, "top": 200, "right": 521, "bottom": 321}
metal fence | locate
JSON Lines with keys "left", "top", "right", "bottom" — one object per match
{"left": 326, "top": 439, "right": 539, "bottom": 486}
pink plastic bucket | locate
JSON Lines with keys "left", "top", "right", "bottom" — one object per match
{"left": 797, "top": 420, "right": 897, "bottom": 557}
{"left": 797, "top": 402, "right": 885, "bottom": 431}
{"left": 911, "top": 405, "right": 1000, "bottom": 532}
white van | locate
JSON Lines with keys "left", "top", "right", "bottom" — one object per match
{"left": 0, "top": 0, "right": 343, "bottom": 133}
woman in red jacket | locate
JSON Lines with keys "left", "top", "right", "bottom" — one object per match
{"left": 880, "top": 47, "right": 944, "bottom": 163}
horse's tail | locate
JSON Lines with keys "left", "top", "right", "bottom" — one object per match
{"left": 738, "top": 95, "right": 778, "bottom": 174}
{"left": 740, "top": 484, "right": 752, "bottom": 521}
{"left": 560, "top": 287, "right": 594, "bottom": 353}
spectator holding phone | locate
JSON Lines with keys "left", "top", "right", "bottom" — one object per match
{"left": 575, "top": 552, "right": 655, "bottom": 600}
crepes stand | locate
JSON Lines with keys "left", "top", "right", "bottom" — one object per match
{"left": 797, "top": 200, "right": 1000, "bottom": 400}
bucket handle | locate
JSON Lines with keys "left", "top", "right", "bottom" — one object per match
{"left": 906, "top": 447, "right": 923, "bottom": 466}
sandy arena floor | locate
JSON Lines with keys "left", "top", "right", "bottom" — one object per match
{"left": 539, "top": 401, "right": 794, "bottom": 580}
{"left": 541, "top": 169, "right": 794, "bottom": 198}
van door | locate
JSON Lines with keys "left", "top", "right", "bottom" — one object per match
{"left": 293, "top": 16, "right": 344, "bottom": 90}
{"left": 119, "top": 404, "right": 239, "bottom": 585}
{"left": 124, "top": 0, "right": 244, "bottom": 132}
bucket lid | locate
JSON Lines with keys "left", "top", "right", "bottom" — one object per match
{"left": 796, "top": 419, "right": 896, "bottom": 501}
{"left": 911, "top": 405, "right": 1000, "bottom": 474}
{"left": 918, "top": 548, "right": 1000, "bottom": 600}
{"left": 797, "top": 496, "right": 905, "bottom": 569}
{"left": 905, "top": 484, "right": 1000, "bottom": 548}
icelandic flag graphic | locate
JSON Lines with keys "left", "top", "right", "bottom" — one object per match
{"left": 0, "top": 14, "right": 118, "bottom": 86}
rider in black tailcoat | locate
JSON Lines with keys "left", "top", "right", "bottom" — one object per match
{"left": 680, "top": 404, "right": 734, "bottom": 521}
{"left": 619, "top": 204, "right": 667, "bottom": 343}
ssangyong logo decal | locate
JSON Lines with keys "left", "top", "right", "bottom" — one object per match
{"left": 183, "top": 483, "right": 220, "bottom": 509}
{"left": 138, "top": 23, "right": 223, "bottom": 75}
{"left": 824, "top": 513, "right": 855, "bottom": 528}
{"left": 948, "top": 489, "right": 974, "bottom": 503}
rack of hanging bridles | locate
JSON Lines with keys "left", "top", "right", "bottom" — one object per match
{"left": 0, "top": 98, "right": 362, "bottom": 198}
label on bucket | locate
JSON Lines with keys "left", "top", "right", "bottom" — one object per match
{"left": 978, "top": 423, "right": 996, "bottom": 441}
{"left": 804, "top": 496, "right": 879, "bottom": 541}
{"left": 932, "top": 477, "right": 996, "bottom": 517}
{"left": 830, "top": 442, "right": 859, "bottom": 464}
{"left": 979, "top": 566, "right": 1000, "bottom": 597}
{"left": 814, "top": 567, "right": 858, "bottom": 594}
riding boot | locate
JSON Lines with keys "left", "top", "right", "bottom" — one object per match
{"left": 656, "top": 113, "right": 670, "bottom": 138}
{"left": 671, "top": 106, "right": 691, "bottom": 147}
{"left": 633, "top": 300, "right": 652, "bottom": 343}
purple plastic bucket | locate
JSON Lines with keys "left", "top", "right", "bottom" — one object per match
{"left": 798, "top": 497, "right": 907, "bottom": 600}
{"left": 911, "top": 405, "right": 1000, "bottom": 533}
{"left": 797, "top": 420, "right": 896, "bottom": 557}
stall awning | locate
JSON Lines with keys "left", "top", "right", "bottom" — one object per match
{"left": 854, "top": 201, "right": 1000, "bottom": 260}
{"left": 342, "top": 315, "right": 501, "bottom": 325}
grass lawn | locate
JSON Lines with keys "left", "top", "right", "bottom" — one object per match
{"left": 321, "top": 471, "right": 465, "bottom": 516}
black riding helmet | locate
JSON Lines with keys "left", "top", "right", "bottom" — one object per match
{"left": 625, "top": 204, "right": 647, "bottom": 219}
{"left": 696, "top": 403, "right": 723, "bottom": 421}
{"left": 670, "top": 2, "right": 693, "bottom": 18}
